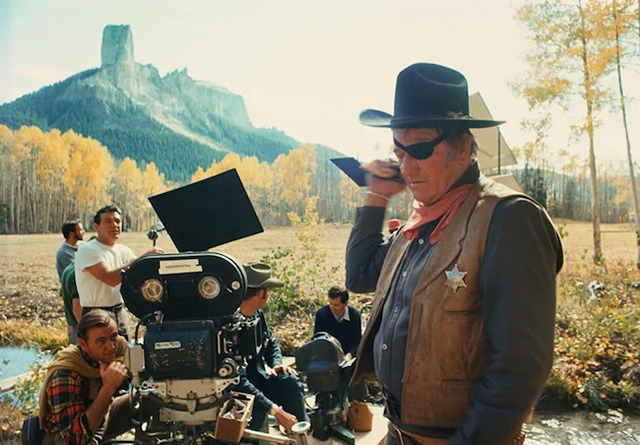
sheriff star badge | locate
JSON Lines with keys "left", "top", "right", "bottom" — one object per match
{"left": 445, "top": 264, "right": 467, "bottom": 293}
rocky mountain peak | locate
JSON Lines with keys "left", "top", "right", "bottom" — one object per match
{"left": 101, "top": 25, "right": 135, "bottom": 69}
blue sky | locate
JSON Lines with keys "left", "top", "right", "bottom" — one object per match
{"left": 1, "top": 0, "right": 638, "bottom": 166}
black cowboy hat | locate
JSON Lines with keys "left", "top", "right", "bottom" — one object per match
{"left": 360, "top": 63, "right": 504, "bottom": 129}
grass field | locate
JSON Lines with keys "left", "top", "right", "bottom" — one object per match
{"left": 0, "top": 224, "right": 354, "bottom": 344}
{"left": 0, "top": 220, "right": 638, "bottom": 321}
{"left": 0, "top": 219, "right": 637, "bottom": 315}
{"left": 554, "top": 219, "right": 639, "bottom": 263}
{"left": 0, "top": 219, "right": 637, "bottom": 346}
{"left": 0, "top": 223, "right": 350, "bottom": 313}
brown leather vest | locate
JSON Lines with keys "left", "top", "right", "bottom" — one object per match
{"left": 352, "top": 176, "right": 528, "bottom": 428}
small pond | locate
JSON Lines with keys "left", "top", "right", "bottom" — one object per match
{"left": 0, "top": 346, "right": 51, "bottom": 400}
{"left": 0, "top": 347, "right": 51, "bottom": 378}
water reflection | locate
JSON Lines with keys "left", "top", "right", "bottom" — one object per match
{"left": 0, "top": 347, "right": 51, "bottom": 399}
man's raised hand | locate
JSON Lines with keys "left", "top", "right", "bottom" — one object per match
{"left": 99, "top": 361, "right": 128, "bottom": 393}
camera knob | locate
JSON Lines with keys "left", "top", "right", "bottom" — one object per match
{"left": 218, "top": 358, "right": 238, "bottom": 378}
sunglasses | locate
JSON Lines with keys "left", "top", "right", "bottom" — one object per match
{"left": 393, "top": 131, "right": 449, "bottom": 160}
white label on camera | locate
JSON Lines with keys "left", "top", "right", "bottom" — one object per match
{"left": 155, "top": 341, "right": 181, "bottom": 350}
{"left": 158, "top": 259, "right": 203, "bottom": 275}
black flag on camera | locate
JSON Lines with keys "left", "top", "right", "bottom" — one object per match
{"left": 148, "top": 169, "right": 264, "bottom": 252}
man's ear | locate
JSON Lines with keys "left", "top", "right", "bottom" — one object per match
{"left": 461, "top": 133, "right": 474, "bottom": 160}
{"left": 77, "top": 337, "right": 88, "bottom": 351}
{"left": 93, "top": 222, "right": 99, "bottom": 232}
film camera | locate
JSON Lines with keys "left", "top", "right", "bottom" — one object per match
{"left": 296, "top": 333, "right": 363, "bottom": 445}
{"left": 122, "top": 252, "right": 309, "bottom": 444}
{"left": 119, "top": 170, "right": 309, "bottom": 444}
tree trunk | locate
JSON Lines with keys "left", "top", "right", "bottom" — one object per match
{"left": 613, "top": 4, "right": 640, "bottom": 268}
{"left": 579, "top": 1, "right": 603, "bottom": 263}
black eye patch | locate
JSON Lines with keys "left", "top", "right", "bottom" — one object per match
{"left": 393, "top": 131, "right": 449, "bottom": 160}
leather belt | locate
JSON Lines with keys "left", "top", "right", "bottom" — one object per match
{"left": 390, "top": 423, "right": 525, "bottom": 445}
{"left": 82, "top": 303, "right": 124, "bottom": 314}
{"left": 383, "top": 394, "right": 525, "bottom": 445}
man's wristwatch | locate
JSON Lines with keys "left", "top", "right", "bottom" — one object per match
{"left": 268, "top": 404, "right": 279, "bottom": 416}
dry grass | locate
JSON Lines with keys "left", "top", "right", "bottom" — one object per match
{"left": 556, "top": 219, "right": 638, "bottom": 263}
{"left": 0, "top": 220, "right": 638, "bottom": 350}
{"left": 0, "top": 225, "right": 353, "bottom": 348}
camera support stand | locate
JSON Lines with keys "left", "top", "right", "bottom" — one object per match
{"left": 241, "top": 419, "right": 311, "bottom": 445}
{"left": 326, "top": 424, "right": 355, "bottom": 445}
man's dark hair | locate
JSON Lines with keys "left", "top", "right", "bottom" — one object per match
{"left": 62, "top": 220, "right": 81, "bottom": 239}
{"left": 77, "top": 309, "right": 115, "bottom": 341}
{"left": 441, "top": 115, "right": 478, "bottom": 159}
{"left": 93, "top": 205, "right": 122, "bottom": 225}
{"left": 243, "top": 288, "right": 262, "bottom": 301}
{"left": 328, "top": 285, "right": 349, "bottom": 303}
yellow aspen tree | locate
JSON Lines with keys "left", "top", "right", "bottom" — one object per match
{"left": 515, "top": 0, "right": 615, "bottom": 263}
{"left": 274, "top": 144, "right": 317, "bottom": 219}
{"left": 12, "top": 126, "right": 46, "bottom": 232}
{"left": 608, "top": 0, "right": 640, "bottom": 268}
{"left": 0, "top": 125, "right": 15, "bottom": 232}
{"left": 141, "top": 162, "right": 167, "bottom": 230}
{"left": 62, "top": 134, "right": 114, "bottom": 223}
{"left": 237, "top": 156, "right": 275, "bottom": 225}
{"left": 113, "top": 157, "right": 143, "bottom": 231}
{"left": 338, "top": 175, "right": 361, "bottom": 222}
{"left": 213, "top": 153, "right": 242, "bottom": 176}
{"left": 236, "top": 156, "right": 261, "bottom": 189}
{"left": 191, "top": 166, "right": 208, "bottom": 183}
{"left": 36, "top": 129, "right": 70, "bottom": 231}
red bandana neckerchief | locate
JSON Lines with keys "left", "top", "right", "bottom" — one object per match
{"left": 402, "top": 184, "right": 473, "bottom": 244}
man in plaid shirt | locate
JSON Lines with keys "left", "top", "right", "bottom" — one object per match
{"left": 38, "top": 310, "right": 133, "bottom": 445}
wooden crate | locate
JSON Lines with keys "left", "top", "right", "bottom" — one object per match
{"left": 214, "top": 392, "right": 255, "bottom": 443}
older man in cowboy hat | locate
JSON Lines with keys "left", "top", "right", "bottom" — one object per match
{"left": 346, "top": 63, "right": 563, "bottom": 445}
{"left": 232, "top": 262, "right": 307, "bottom": 434}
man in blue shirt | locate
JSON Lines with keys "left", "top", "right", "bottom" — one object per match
{"left": 55, "top": 220, "right": 85, "bottom": 343}
{"left": 233, "top": 262, "right": 307, "bottom": 433}
{"left": 55, "top": 220, "right": 85, "bottom": 280}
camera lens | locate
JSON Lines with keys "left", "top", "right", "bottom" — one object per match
{"left": 198, "top": 276, "right": 221, "bottom": 300}
{"left": 141, "top": 279, "right": 164, "bottom": 302}
{"left": 218, "top": 358, "right": 238, "bottom": 377}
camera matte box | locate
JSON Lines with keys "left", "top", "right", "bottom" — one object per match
{"left": 148, "top": 169, "right": 264, "bottom": 252}
{"left": 144, "top": 320, "right": 215, "bottom": 379}
{"left": 307, "top": 361, "right": 341, "bottom": 392}
{"left": 296, "top": 332, "right": 344, "bottom": 392}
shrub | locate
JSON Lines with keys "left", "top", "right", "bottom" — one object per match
{"left": 0, "top": 319, "right": 66, "bottom": 350}
{"left": 261, "top": 197, "right": 342, "bottom": 353}
{"left": 541, "top": 259, "right": 640, "bottom": 413}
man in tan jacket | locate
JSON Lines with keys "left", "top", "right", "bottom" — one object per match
{"left": 346, "top": 63, "right": 563, "bottom": 445}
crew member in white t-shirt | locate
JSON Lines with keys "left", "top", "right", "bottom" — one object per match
{"left": 75, "top": 205, "right": 163, "bottom": 339}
